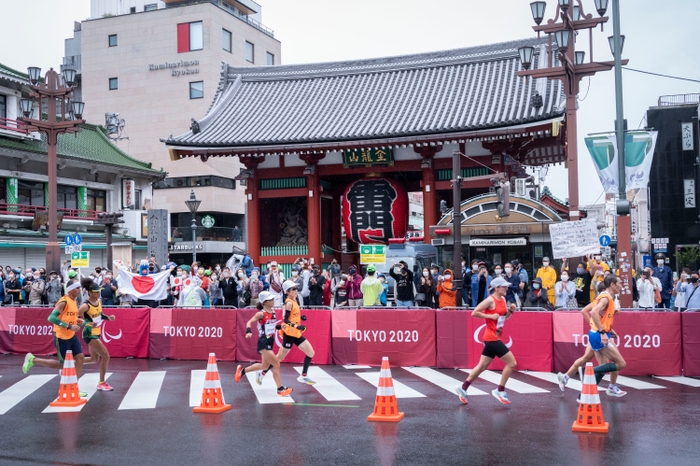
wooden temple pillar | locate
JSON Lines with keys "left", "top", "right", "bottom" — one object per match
{"left": 301, "top": 152, "right": 325, "bottom": 265}
{"left": 241, "top": 156, "right": 262, "bottom": 265}
{"left": 418, "top": 147, "right": 438, "bottom": 245}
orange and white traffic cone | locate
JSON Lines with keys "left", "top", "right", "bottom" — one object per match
{"left": 193, "top": 353, "right": 231, "bottom": 414}
{"left": 368, "top": 357, "right": 404, "bottom": 423}
{"left": 572, "top": 362, "right": 609, "bottom": 433}
{"left": 49, "top": 350, "right": 87, "bottom": 408}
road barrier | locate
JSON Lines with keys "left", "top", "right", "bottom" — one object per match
{"left": 0, "top": 306, "right": 696, "bottom": 375}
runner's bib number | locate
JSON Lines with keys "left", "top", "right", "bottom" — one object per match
{"left": 91, "top": 315, "right": 103, "bottom": 327}
{"left": 496, "top": 315, "right": 506, "bottom": 330}
{"left": 264, "top": 322, "right": 276, "bottom": 337}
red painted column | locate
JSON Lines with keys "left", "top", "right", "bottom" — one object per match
{"left": 617, "top": 215, "right": 633, "bottom": 308}
{"left": 246, "top": 177, "right": 261, "bottom": 266}
{"left": 306, "top": 171, "right": 321, "bottom": 265}
{"left": 422, "top": 165, "right": 437, "bottom": 244}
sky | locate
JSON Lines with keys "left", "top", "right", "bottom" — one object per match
{"left": 2, "top": 0, "right": 699, "bottom": 207}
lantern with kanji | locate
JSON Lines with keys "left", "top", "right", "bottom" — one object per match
{"left": 342, "top": 177, "right": 408, "bottom": 244}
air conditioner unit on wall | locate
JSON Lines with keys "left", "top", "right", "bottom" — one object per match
{"left": 432, "top": 239, "right": 445, "bottom": 246}
{"left": 515, "top": 178, "right": 527, "bottom": 196}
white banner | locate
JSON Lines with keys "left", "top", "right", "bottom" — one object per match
{"left": 685, "top": 179, "right": 696, "bottom": 208}
{"left": 549, "top": 219, "right": 600, "bottom": 259}
{"left": 122, "top": 179, "right": 135, "bottom": 209}
{"left": 114, "top": 261, "right": 170, "bottom": 300}
{"left": 468, "top": 238, "right": 527, "bottom": 246}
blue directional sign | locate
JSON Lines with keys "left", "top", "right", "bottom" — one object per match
{"left": 74, "top": 233, "right": 82, "bottom": 245}
{"left": 64, "top": 235, "right": 73, "bottom": 246}
{"left": 599, "top": 235, "right": 612, "bottom": 247}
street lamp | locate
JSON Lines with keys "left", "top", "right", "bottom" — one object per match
{"left": 18, "top": 67, "right": 84, "bottom": 274}
{"left": 185, "top": 190, "right": 201, "bottom": 264}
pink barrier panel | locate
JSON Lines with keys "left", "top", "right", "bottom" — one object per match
{"left": 331, "top": 309, "right": 436, "bottom": 367}
{"left": 236, "top": 309, "right": 332, "bottom": 365}
{"left": 84, "top": 307, "right": 150, "bottom": 358}
{"left": 466, "top": 311, "right": 553, "bottom": 372}
{"left": 149, "top": 308, "right": 237, "bottom": 361}
{"left": 436, "top": 309, "right": 469, "bottom": 368}
{"left": 682, "top": 312, "right": 700, "bottom": 376}
{"left": 553, "top": 311, "right": 682, "bottom": 376}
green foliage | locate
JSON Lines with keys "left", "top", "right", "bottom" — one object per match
{"left": 675, "top": 247, "right": 700, "bottom": 268}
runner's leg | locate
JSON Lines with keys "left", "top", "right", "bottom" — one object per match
{"left": 89, "top": 340, "right": 110, "bottom": 382}
{"left": 498, "top": 351, "right": 517, "bottom": 388}
{"left": 297, "top": 340, "right": 315, "bottom": 376}
{"left": 31, "top": 357, "right": 63, "bottom": 370}
{"left": 566, "top": 345, "right": 595, "bottom": 378}
{"left": 260, "top": 350, "right": 282, "bottom": 388}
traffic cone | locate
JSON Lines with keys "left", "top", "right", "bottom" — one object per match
{"left": 49, "top": 350, "right": 87, "bottom": 408}
{"left": 368, "top": 357, "right": 404, "bottom": 423}
{"left": 572, "top": 362, "right": 609, "bottom": 433}
{"left": 193, "top": 353, "right": 231, "bottom": 414}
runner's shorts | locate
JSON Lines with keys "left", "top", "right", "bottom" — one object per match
{"left": 588, "top": 330, "right": 612, "bottom": 351}
{"left": 282, "top": 334, "right": 306, "bottom": 349}
{"left": 54, "top": 334, "right": 83, "bottom": 363}
{"left": 482, "top": 340, "right": 510, "bottom": 359}
{"left": 257, "top": 335, "right": 274, "bottom": 353}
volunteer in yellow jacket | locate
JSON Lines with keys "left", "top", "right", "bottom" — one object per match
{"left": 79, "top": 278, "right": 115, "bottom": 391}
{"left": 276, "top": 280, "right": 316, "bottom": 385}
{"left": 536, "top": 257, "right": 557, "bottom": 305}
{"left": 22, "top": 279, "right": 86, "bottom": 394}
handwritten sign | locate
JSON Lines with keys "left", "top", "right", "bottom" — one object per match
{"left": 685, "top": 179, "right": 695, "bottom": 208}
{"left": 682, "top": 123, "right": 694, "bottom": 151}
{"left": 549, "top": 218, "right": 600, "bottom": 259}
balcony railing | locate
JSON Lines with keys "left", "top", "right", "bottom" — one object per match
{"left": 171, "top": 226, "right": 243, "bottom": 242}
{"left": 0, "top": 203, "right": 100, "bottom": 220}
{"left": 260, "top": 245, "right": 308, "bottom": 257}
{"left": 0, "top": 117, "right": 30, "bottom": 135}
{"left": 658, "top": 94, "right": 700, "bottom": 106}
{"left": 215, "top": 0, "right": 275, "bottom": 37}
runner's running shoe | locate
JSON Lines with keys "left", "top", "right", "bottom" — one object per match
{"left": 97, "top": 382, "right": 114, "bottom": 391}
{"left": 234, "top": 365, "right": 243, "bottom": 383}
{"left": 454, "top": 385, "right": 468, "bottom": 404}
{"left": 255, "top": 371, "right": 263, "bottom": 386}
{"left": 297, "top": 375, "right": 316, "bottom": 385}
{"left": 277, "top": 386, "right": 293, "bottom": 396}
{"left": 22, "top": 353, "right": 35, "bottom": 374}
{"left": 492, "top": 389, "right": 511, "bottom": 405}
{"left": 557, "top": 372, "right": 568, "bottom": 392}
{"left": 79, "top": 391, "right": 88, "bottom": 398}
{"left": 606, "top": 385, "right": 627, "bottom": 397}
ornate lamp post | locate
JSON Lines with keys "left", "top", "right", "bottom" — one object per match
{"left": 516, "top": 0, "right": 627, "bottom": 221}
{"left": 19, "top": 67, "right": 85, "bottom": 274}
{"left": 185, "top": 190, "right": 201, "bottom": 264}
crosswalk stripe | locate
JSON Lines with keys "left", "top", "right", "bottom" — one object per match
{"left": 0, "top": 375, "right": 56, "bottom": 415}
{"left": 602, "top": 375, "right": 665, "bottom": 390}
{"left": 244, "top": 371, "right": 295, "bottom": 404}
{"left": 342, "top": 365, "right": 372, "bottom": 369}
{"left": 402, "top": 367, "right": 488, "bottom": 396}
{"left": 525, "top": 371, "right": 604, "bottom": 392}
{"left": 654, "top": 376, "right": 700, "bottom": 388}
{"left": 118, "top": 371, "right": 166, "bottom": 410}
{"left": 356, "top": 372, "right": 425, "bottom": 398}
{"left": 189, "top": 370, "right": 207, "bottom": 407}
{"left": 460, "top": 369, "right": 549, "bottom": 394}
{"left": 43, "top": 373, "right": 113, "bottom": 413}
{"left": 294, "top": 367, "right": 361, "bottom": 401}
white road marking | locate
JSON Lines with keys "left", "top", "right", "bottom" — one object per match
{"left": 244, "top": 370, "right": 295, "bottom": 404}
{"left": 118, "top": 371, "right": 166, "bottom": 410}
{"left": 356, "top": 372, "right": 425, "bottom": 398}
{"left": 189, "top": 370, "right": 207, "bottom": 407}
{"left": 294, "top": 366, "right": 361, "bottom": 401}
{"left": 0, "top": 375, "right": 56, "bottom": 415}
{"left": 342, "top": 365, "right": 372, "bottom": 369}
{"left": 402, "top": 367, "right": 488, "bottom": 395}
{"left": 525, "top": 371, "right": 604, "bottom": 392}
{"left": 654, "top": 376, "right": 700, "bottom": 388}
{"left": 603, "top": 374, "right": 666, "bottom": 390}
{"left": 43, "top": 373, "right": 113, "bottom": 413}
{"left": 460, "top": 369, "right": 549, "bottom": 393}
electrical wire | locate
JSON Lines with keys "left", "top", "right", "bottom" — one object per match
{"left": 622, "top": 67, "right": 700, "bottom": 84}
{"left": 577, "top": 77, "right": 592, "bottom": 102}
{"left": 458, "top": 152, "right": 499, "bottom": 173}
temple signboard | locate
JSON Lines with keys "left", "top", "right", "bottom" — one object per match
{"left": 343, "top": 148, "right": 394, "bottom": 168}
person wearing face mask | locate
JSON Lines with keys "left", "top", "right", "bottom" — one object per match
{"left": 637, "top": 267, "right": 661, "bottom": 310}
{"left": 360, "top": 264, "right": 383, "bottom": 306}
{"left": 219, "top": 267, "right": 238, "bottom": 306}
{"left": 470, "top": 262, "right": 492, "bottom": 307}
{"left": 418, "top": 267, "right": 437, "bottom": 308}
{"left": 463, "top": 260, "right": 479, "bottom": 306}
{"left": 4, "top": 270, "right": 22, "bottom": 305}
{"left": 100, "top": 271, "right": 118, "bottom": 306}
{"left": 235, "top": 268, "right": 250, "bottom": 306}
{"left": 266, "top": 261, "right": 286, "bottom": 306}
{"left": 526, "top": 278, "right": 551, "bottom": 308}
{"left": 390, "top": 261, "right": 415, "bottom": 307}
{"left": 328, "top": 261, "right": 342, "bottom": 308}
{"left": 672, "top": 268, "right": 692, "bottom": 311}
{"left": 378, "top": 274, "right": 389, "bottom": 306}
{"left": 345, "top": 265, "right": 363, "bottom": 307}
{"left": 503, "top": 263, "right": 521, "bottom": 307}
{"left": 208, "top": 273, "right": 223, "bottom": 306}
{"left": 307, "top": 264, "right": 326, "bottom": 306}
{"left": 652, "top": 253, "right": 673, "bottom": 309}
{"left": 554, "top": 270, "right": 576, "bottom": 309}
{"left": 437, "top": 269, "right": 456, "bottom": 308}
{"left": 27, "top": 272, "right": 45, "bottom": 305}
{"left": 676, "top": 270, "right": 700, "bottom": 311}
{"left": 562, "top": 258, "right": 592, "bottom": 308}
{"left": 536, "top": 257, "right": 557, "bottom": 306}
{"left": 587, "top": 253, "right": 610, "bottom": 303}
{"left": 245, "top": 267, "right": 265, "bottom": 306}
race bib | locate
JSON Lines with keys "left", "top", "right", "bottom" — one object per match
{"left": 264, "top": 321, "right": 276, "bottom": 337}
{"left": 92, "top": 315, "right": 103, "bottom": 327}
{"left": 496, "top": 315, "right": 506, "bottom": 330}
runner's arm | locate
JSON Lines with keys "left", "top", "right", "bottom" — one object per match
{"left": 283, "top": 303, "right": 299, "bottom": 328}
{"left": 246, "top": 311, "right": 264, "bottom": 330}
{"left": 471, "top": 296, "right": 497, "bottom": 320}
{"left": 47, "top": 301, "right": 70, "bottom": 328}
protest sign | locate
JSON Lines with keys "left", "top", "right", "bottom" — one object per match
{"left": 549, "top": 218, "right": 599, "bottom": 259}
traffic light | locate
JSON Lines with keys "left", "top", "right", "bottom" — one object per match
{"left": 496, "top": 181, "right": 511, "bottom": 217}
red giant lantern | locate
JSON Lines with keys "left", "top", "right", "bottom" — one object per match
{"left": 342, "top": 177, "right": 408, "bottom": 244}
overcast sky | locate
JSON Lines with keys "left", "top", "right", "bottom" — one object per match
{"left": 2, "top": 0, "right": 699, "bottom": 206}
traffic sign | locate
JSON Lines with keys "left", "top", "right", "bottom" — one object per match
{"left": 360, "top": 245, "right": 386, "bottom": 264}
{"left": 74, "top": 233, "right": 82, "bottom": 245}
{"left": 74, "top": 244, "right": 82, "bottom": 252}
{"left": 71, "top": 251, "right": 89, "bottom": 268}
{"left": 65, "top": 245, "right": 73, "bottom": 254}
{"left": 599, "top": 235, "right": 612, "bottom": 247}
{"left": 64, "top": 235, "right": 73, "bottom": 246}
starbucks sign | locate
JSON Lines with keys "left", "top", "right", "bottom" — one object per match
{"left": 201, "top": 215, "right": 215, "bottom": 228}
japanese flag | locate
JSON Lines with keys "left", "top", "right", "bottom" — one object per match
{"left": 114, "top": 262, "right": 170, "bottom": 300}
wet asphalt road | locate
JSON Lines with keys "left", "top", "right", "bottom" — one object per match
{"left": 1, "top": 355, "right": 699, "bottom": 466}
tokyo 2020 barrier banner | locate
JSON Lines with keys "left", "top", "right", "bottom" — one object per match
{"left": 149, "top": 308, "right": 237, "bottom": 361}
{"left": 331, "top": 309, "right": 436, "bottom": 367}
{"left": 552, "top": 311, "right": 682, "bottom": 376}
{"left": 236, "top": 309, "right": 332, "bottom": 365}
{"left": 681, "top": 312, "right": 700, "bottom": 376}
{"left": 465, "top": 311, "right": 554, "bottom": 372}
{"left": 436, "top": 310, "right": 470, "bottom": 368}
{"left": 0, "top": 307, "right": 150, "bottom": 358}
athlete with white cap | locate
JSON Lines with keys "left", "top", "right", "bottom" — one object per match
{"left": 454, "top": 276, "right": 518, "bottom": 405}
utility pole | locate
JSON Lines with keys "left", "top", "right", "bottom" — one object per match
{"left": 452, "top": 150, "right": 463, "bottom": 306}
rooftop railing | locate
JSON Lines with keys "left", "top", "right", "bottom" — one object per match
{"left": 658, "top": 94, "right": 700, "bottom": 106}
{"left": 0, "top": 203, "right": 100, "bottom": 220}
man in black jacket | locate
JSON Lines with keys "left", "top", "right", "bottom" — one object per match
{"left": 219, "top": 266, "right": 239, "bottom": 306}
{"left": 390, "top": 261, "right": 415, "bottom": 307}
{"left": 308, "top": 264, "right": 326, "bottom": 306}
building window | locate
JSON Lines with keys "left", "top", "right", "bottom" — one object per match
{"left": 245, "top": 41, "right": 254, "bottom": 63}
{"left": 0, "top": 95, "right": 6, "bottom": 119}
{"left": 266, "top": 52, "right": 274, "bottom": 66}
{"left": 17, "top": 180, "right": 44, "bottom": 206}
{"left": 108, "top": 34, "right": 118, "bottom": 47}
{"left": 109, "top": 77, "right": 118, "bottom": 90}
{"left": 130, "top": 6, "right": 136, "bottom": 13}
{"left": 86, "top": 189, "right": 107, "bottom": 212}
{"left": 222, "top": 29, "right": 232, "bottom": 53}
{"left": 177, "top": 21, "right": 203, "bottom": 53}
{"left": 57, "top": 185, "right": 77, "bottom": 209}
{"left": 189, "top": 81, "right": 204, "bottom": 99}
{"left": 144, "top": 3, "right": 157, "bottom": 11}
{"left": 154, "top": 175, "right": 236, "bottom": 190}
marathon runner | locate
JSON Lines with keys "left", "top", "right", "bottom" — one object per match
{"left": 79, "top": 278, "right": 115, "bottom": 391}
{"left": 454, "top": 276, "right": 518, "bottom": 405}
{"left": 234, "top": 291, "right": 292, "bottom": 396}
{"left": 275, "top": 280, "right": 316, "bottom": 385}
{"left": 22, "top": 278, "right": 87, "bottom": 397}
{"left": 557, "top": 274, "right": 627, "bottom": 397}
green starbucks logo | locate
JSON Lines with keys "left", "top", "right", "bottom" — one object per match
{"left": 201, "top": 215, "right": 215, "bottom": 228}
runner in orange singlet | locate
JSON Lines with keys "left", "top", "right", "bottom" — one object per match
{"left": 454, "top": 277, "right": 517, "bottom": 405}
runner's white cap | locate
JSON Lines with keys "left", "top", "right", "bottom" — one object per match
{"left": 490, "top": 277, "right": 510, "bottom": 289}
{"left": 258, "top": 291, "right": 275, "bottom": 303}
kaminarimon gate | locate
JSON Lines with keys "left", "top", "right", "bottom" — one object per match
{"left": 164, "top": 38, "right": 570, "bottom": 272}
